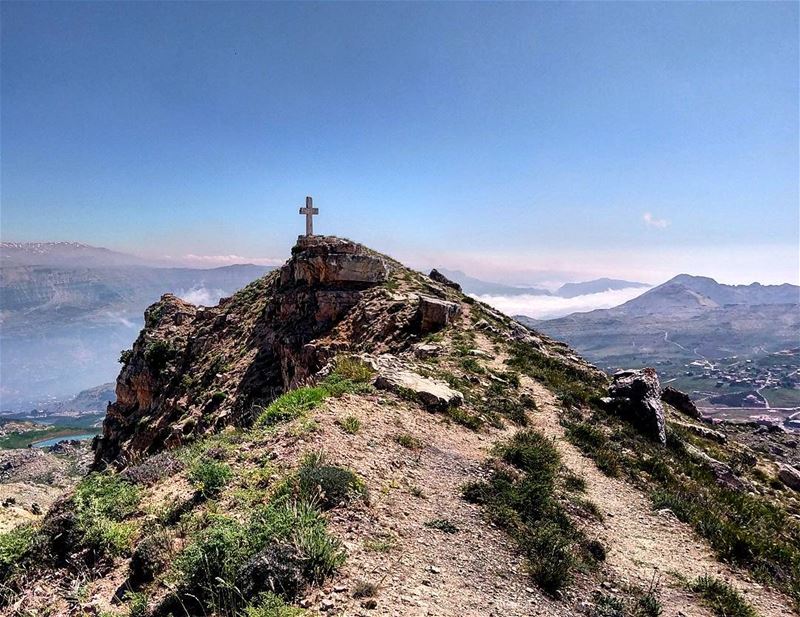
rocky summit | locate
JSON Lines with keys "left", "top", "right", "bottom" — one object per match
{"left": 3, "top": 237, "right": 800, "bottom": 617}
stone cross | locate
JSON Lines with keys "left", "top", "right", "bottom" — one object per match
{"left": 299, "top": 196, "right": 319, "bottom": 236}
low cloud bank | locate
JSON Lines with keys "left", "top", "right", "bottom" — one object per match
{"left": 473, "top": 286, "right": 651, "bottom": 320}
{"left": 179, "top": 287, "right": 228, "bottom": 307}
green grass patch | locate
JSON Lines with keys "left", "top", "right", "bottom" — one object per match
{"left": 689, "top": 575, "right": 757, "bottom": 617}
{"left": 463, "top": 429, "right": 594, "bottom": 594}
{"left": 394, "top": 433, "right": 423, "bottom": 450}
{"left": 336, "top": 415, "right": 361, "bottom": 434}
{"left": 188, "top": 459, "right": 232, "bottom": 498}
{"left": 73, "top": 473, "right": 143, "bottom": 558}
{"left": 505, "top": 342, "right": 606, "bottom": 409}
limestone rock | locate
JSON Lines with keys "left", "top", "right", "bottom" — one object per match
{"left": 371, "top": 355, "right": 463, "bottom": 410}
{"left": 606, "top": 368, "right": 666, "bottom": 444}
{"left": 661, "top": 386, "right": 702, "bottom": 420}
{"left": 778, "top": 464, "right": 800, "bottom": 491}
{"left": 428, "top": 269, "right": 462, "bottom": 292}
{"left": 416, "top": 296, "right": 460, "bottom": 334}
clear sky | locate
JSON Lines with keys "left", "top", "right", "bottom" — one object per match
{"left": 2, "top": 1, "right": 798, "bottom": 285}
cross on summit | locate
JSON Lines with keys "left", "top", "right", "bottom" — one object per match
{"left": 299, "top": 196, "right": 319, "bottom": 236}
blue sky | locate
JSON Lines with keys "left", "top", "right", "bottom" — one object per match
{"left": 2, "top": 2, "right": 798, "bottom": 284}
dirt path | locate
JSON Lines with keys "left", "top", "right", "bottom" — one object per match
{"left": 525, "top": 379, "right": 797, "bottom": 617}
{"left": 307, "top": 393, "right": 576, "bottom": 617}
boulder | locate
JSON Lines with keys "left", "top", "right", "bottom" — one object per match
{"left": 428, "top": 269, "right": 462, "bottom": 292}
{"left": 416, "top": 296, "right": 460, "bottom": 334}
{"left": 685, "top": 444, "right": 751, "bottom": 492}
{"left": 606, "top": 368, "right": 666, "bottom": 444}
{"left": 661, "top": 386, "right": 702, "bottom": 420}
{"left": 778, "top": 464, "right": 800, "bottom": 491}
{"left": 373, "top": 363, "right": 464, "bottom": 411}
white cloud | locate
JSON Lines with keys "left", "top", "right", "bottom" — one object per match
{"left": 642, "top": 212, "right": 669, "bottom": 229}
{"left": 473, "top": 286, "right": 652, "bottom": 320}
{"left": 178, "top": 287, "right": 228, "bottom": 306}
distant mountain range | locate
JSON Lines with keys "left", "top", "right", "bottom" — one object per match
{"left": 436, "top": 268, "right": 647, "bottom": 298}
{"left": 0, "top": 242, "right": 273, "bottom": 408}
{"left": 522, "top": 274, "right": 800, "bottom": 377}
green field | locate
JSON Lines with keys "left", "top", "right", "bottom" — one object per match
{"left": 0, "top": 425, "right": 95, "bottom": 449}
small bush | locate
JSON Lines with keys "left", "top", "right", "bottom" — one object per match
{"left": 130, "top": 529, "right": 172, "bottom": 582}
{"left": 584, "top": 538, "right": 606, "bottom": 562}
{"left": 689, "top": 575, "right": 757, "bottom": 617}
{"left": 258, "top": 387, "right": 327, "bottom": 426}
{"left": 0, "top": 524, "right": 39, "bottom": 581}
{"left": 73, "top": 473, "right": 142, "bottom": 558}
{"left": 121, "top": 452, "right": 185, "bottom": 487}
{"left": 364, "top": 534, "right": 395, "bottom": 553}
{"left": 424, "top": 519, "right": 459, "bottom": 534}
{"left": 352, "top": 579, "right": 378, "bottom": 598}
{"left": 337, "top": 415, "right": 361, "bottom": 434}
{"left": 395, "top": 433, "right": 423, "bottom": 450}
{"left": 188, "top": 459, "right": 232, "bottom": 498}
{"left": 465, "top": 429, "right": 583, "bottom": 594}
{"left": 446, "top": 407, "right": 483, "bottom": 430}
{"left": 144, "top": 340, "right": 176, "bottom": 375}
{"left": 280, "top": 452, "right": 368, "bottom": 510}
{"left": 565, "top": 422, "right": 621, "bottom": 477}
{"left": 241, "top": 592, "right": 306, "bottom": 617}
{"left": 332, "top": 356, "right": 375, "bottom": 383}
{"left": 119, "top": 349, "right": 133, "bottom": 364}
{"left": 210, "top": 390, "right": 227, "bottom": 404}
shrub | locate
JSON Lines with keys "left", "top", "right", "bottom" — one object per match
{"left": 424, "top": 519, "right": 459, "bottom": 534}
{"left": 188, "top": 459, "right": 232, "bottom": 498}
{"left": 352, "top": 579, "right": 378, "bottom": 598}
{"left": 0, "top": 524, "right": 39, "bottom": 581}
{"left": 289, "top": 452, "right": 368, "bottom": 510}
{"left": 394, "top": 433, "right": 423, "bottom": 450}
{"left": 446, "top": 407, "right": 483, "bottom": 430}
{"left": 241, "top": 592, "right": 307, "bottom": 617}
{"left": 119, "top": 349, "right": 133, "bottom": 364}
{"left": 337, "top": 415, "right": 361, "bottom": 434}
{"left": 505, "top": 343, "right": 606, "bottom": 408}
{"left": 175, "top": 499, "right": 343, "bottom": 611}
{"left": 257, "top": 387, "right": 326, "bottom": 426}
{"left": 332, "top": 356, "right": 375, "bottom": 383}
{"left": 565, "top": 422, "right": 621, "bottom": 477}
{"left": 73, "top": 473, "right": 142, "bottom": 558}
{"left": 210, "top": 390, "right": 227, "bottom": 404}
{"left": 689, "top": 575, "right": 757, "bottom": 617}
{"left": 130, "top": 529, "right": 172, "bottom": 582}
{"left": 121, "top": 452, "right": 185, "bottom": 487}
{"left": 144, "top": 340, "right": 175, "bottom": 375}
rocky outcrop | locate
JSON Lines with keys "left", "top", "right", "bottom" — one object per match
{"left": 685, "top": 444, "right": 751, "bottom": 492}
{"left": 429, "top": 269, "right": 462, "bottom": 292}
{"left": 604, "top": 368, "right": 666, "bottom": 444}
{"left": 778, "top": 464, "right": 800, "bottom": 491}
{"left": 661, "top": 386, "right": 702, "bottom": 420}
{"left": 416, "top": 296, "right": 460, "bottom": 334}
{"left": 94, "top": 237, "right": 411, "bottom": 468}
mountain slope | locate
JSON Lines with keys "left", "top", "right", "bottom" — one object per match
{"left": 2, "top": 238, "right": 798, "bottom": 617}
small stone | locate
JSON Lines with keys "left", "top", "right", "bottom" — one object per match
{"left": 320, "top": 598, "right": 335, "bottom": 611}
{"left": 361, "top": 599, "right": 378, "bottom": 609}
{"left": 333, "top": 585, "right": 347, "bottom": 593}
{"left": 429, "top": 565, "right": 441, "bottom": 574}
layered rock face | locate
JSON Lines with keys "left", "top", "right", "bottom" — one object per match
{"left": 93, "top": 237, "right": 470, "bottom": 467}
